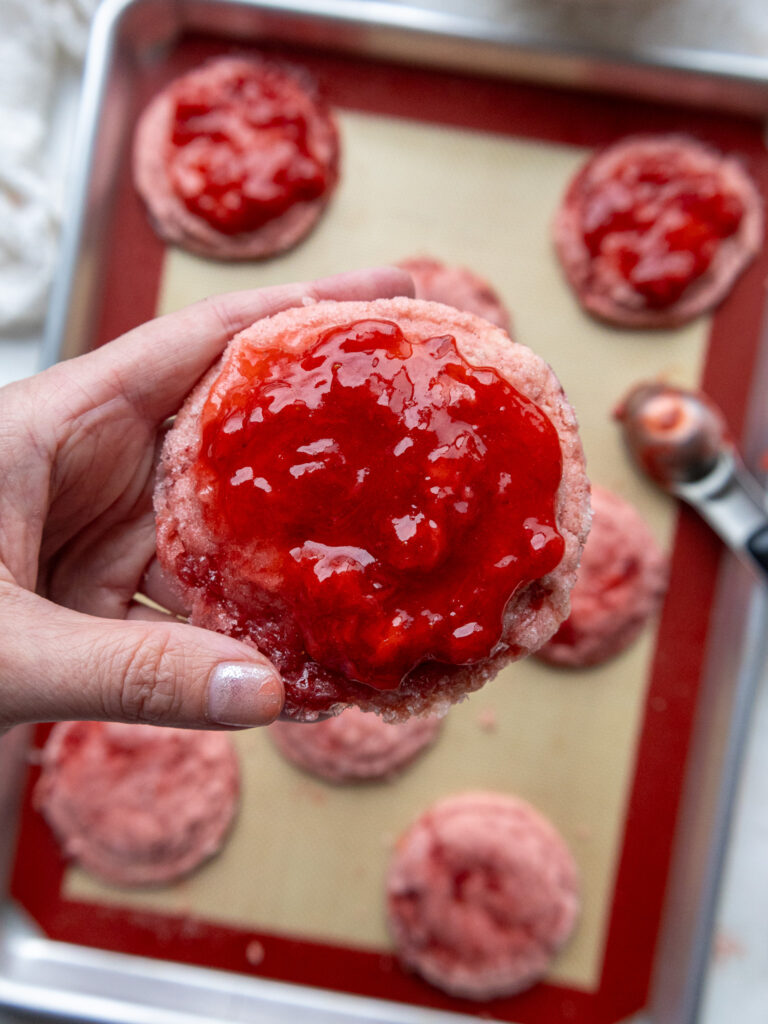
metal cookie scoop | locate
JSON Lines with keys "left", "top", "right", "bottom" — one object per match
{"left": 616, "top": 382, "right": 768, "bottom": 581}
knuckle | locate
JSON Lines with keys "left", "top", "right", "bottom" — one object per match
{"left": 201, "top": 294, "right": 242, "bottom": 342}
{"left": 106, "top": 626, "right": 188, "bottom": 724}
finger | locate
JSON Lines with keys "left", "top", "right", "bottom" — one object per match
{"left": 0, "top": 586, "right": 284, "bottom": 730}
{"left": 51, "top": 266, "right": 415, "bottom": 425}
{"left": 42, "top": 406, "right": 170, "bottom": 610}
{"left": 142, "top": 558, "right": 191, "bottom": 617}
{"left": 47, "top": 509, "right": 157, "bottom": 619}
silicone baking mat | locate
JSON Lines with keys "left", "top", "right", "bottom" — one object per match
{"left": 11, "top": 33, "right": 768, "bottom": 1024}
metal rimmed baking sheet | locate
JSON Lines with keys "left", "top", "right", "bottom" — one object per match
{"left": 2, "top": 2, "right": 767, "bottom": 1022}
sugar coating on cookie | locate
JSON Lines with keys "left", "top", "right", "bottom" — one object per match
{"left": 269, "top": 707, "right": 442, "bottom": 782}
{"left": 35, "top": 722, "right": 239, "bottom": 887}
{"left": 536, "top": 485, "right": 668, "bottom": 668}
{"left": 398, "top": 256, "right": 511, "bottom": 332}
{"left": 386, "top": 791, "right": 580, "bottom": 1000}
{"left": 133, "top": 55, "right": 339, "bottom": 260}
{"left": 553, "top": 134, "right": 763, "bottom": 328}
{"left": 155, "top": 297, "right": 590, "bottom": 722}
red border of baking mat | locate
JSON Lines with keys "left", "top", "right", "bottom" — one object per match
{"left": 11, "top": 35, "right": 768, "bottom": 1024}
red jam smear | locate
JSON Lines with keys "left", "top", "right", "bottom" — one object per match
{"left": 194, "top": 319, "right": 564, "bottom": 689}
{"left": 579, "top": 149, "right": 744, "bottom": 308}
{"left": 167, "top": 63, "right": 332, "bottom": 234}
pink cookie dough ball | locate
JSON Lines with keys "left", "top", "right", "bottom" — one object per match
{"left": 536, "top": 485, "right": 668, "bottom": 668}
{"left": 35, "top": 721, "right": 239, "bottom": 887}
{"left": 269, "top": 707, "right": 443, "bottom": 782}
{"left": 387, "top": 791, "right": 580, "bottom": 1000}
{"left": 398, "top": 256, "right": 511, "bottom": 332}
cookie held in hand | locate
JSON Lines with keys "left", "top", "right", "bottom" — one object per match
{"left": 155, "top": 298, "right": 590, "bottom": 721}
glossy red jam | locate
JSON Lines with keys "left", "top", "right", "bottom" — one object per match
{"left": 167, "top": 63, "right": 332, "bottom": 234}
{"left": 580, "top": 151, "right": 744, "bottom": 308}
{"left": 194, "top": 320, "right": 564, "bottom": 689}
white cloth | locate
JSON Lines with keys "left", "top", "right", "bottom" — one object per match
{"left": 0, "top": 0, "right": 97, "bottom": 329}
{"left": 47, "top": 0, "right": 100, "bottom": 60}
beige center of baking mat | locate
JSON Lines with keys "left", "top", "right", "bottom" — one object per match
{"left": 65, "top": 111, "right": 708, "bottom": 993}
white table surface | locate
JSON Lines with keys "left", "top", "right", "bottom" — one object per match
{"left": 2, "top": 2, "right": 768, "bottom": 1021}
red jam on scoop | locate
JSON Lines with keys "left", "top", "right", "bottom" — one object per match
{"left": 167, "top": 62, "right": 333, "bottom": 235}
{"left": 579, "top": 150, "right": 744, "bottom": 308}
{"left": 193, "top": 319, "right": 564, "bottom": 689}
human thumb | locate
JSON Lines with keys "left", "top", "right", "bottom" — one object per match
{"left": 0, "top": 586, "right": 284, "bottom": 730}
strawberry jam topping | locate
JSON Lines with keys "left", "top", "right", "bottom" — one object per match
{"left": 193, "top": 319, "right": 564, "bottom": 689}
{"left": 579, "top": 148, "right": 744, "bottom": 308}
{"left": 167, "top": 62, "right": 333, "bottom": 234}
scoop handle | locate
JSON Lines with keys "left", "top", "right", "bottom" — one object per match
{"left": 747, "top": 525, "right": 768, "bottom": 579}
{"left": 674, "top": 452, "right": 768, "bottom": 584}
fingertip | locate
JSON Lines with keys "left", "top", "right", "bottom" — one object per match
{"left": 312, "top": 265, "right": 416, "bottom": 302}
{"left": 207, "top": 661, "right": 285, "bottom": 728}
{"left": 378, "top": 264, "right": 417, "bottom": 299}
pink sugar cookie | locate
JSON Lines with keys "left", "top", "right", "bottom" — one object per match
{"left": 35, "top": 722, "right": 239, "bottom": 887}
{"left": 133, "top": 55, "right": 339, "bottom": 260}
{"left": 269, "top": 707, "right": 442, "bottom": 782}
{"left": 398, "top": 257, "right": 511, "bottom": 331}
{"left": 536, "top": 485, "right": 668, "bottom": 668}
{"left": 155, "top": 298, "right": 589, "bottom": 721}
{"left": 387, "top": 791, "right": 580, "bottom": 1000}
{"left": 553, "top": 135, "right": 762, "bottom": 328}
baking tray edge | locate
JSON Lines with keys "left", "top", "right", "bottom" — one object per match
{"left": 8, "top": 1, "right": 768, "bottom": 1021}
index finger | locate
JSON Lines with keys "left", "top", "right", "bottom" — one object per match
{"left": 62, "top": 266, "right": 415, "bottom": 424}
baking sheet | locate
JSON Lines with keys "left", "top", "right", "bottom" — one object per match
{"left": 63, "top": 114, "right": 710, "bottom": 985}
{"left": 10, "top": 23, "right": 768, "bottom": 1024}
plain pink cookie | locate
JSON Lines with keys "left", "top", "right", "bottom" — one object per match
{"left": 154, "top": 298, "right": 590, "bottom": 722}
{"left": 553, "top": 134, "right": 763, "bottom": 328}
{"left": 269, "top": 707, "right": 442, "bottom": 782}
{"left": 133, "top": 55, "right": 339, "bottom": 260}
{"left": 35, "top": 722, "right": 239, "bottom": 887}
{"left": 536, "top": 485, "right": 668, "bottom": 668}
{"left": 386, "top": 791, "right": 580, "bottom": 1000}
{"left": 398, "top": 257, "right": 511, "bottom": 332}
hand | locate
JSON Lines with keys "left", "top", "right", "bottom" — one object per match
{"left": 0, "top": 267, "right": 413, "bottom": 733}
